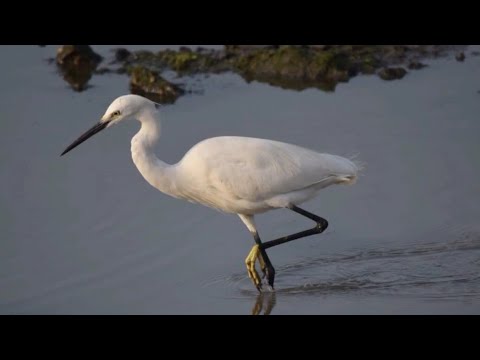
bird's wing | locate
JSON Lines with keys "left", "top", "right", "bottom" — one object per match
{"left": 183, "top": 137, "right": 357, "bottom": 202}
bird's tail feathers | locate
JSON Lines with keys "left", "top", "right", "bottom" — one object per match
{"left": 333, "top": 152, "right": 365, "bottom": 186}
{"left": 346, "top": 152, "right": 366, "bottom": 177}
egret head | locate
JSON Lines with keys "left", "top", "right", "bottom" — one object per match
{"left": 61, "top": 95, "right": 160, "bottom": 156}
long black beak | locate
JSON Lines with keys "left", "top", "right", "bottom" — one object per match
{"left": 61, "top": 121, "right": 110, "bottom": 156}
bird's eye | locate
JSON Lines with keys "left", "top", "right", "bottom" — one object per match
{"left": 112, "top": 111, "right": 121, "bottom": 117}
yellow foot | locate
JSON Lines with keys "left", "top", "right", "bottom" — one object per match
{"left": 251, "top": 292, "right": 277, "bottom": 315}
{"left": 245, "top": 245, "right": 266, "bottom": 291}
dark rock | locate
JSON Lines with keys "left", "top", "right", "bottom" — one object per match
{"left": 455, "top": 52, "right": 466, "bottom": 62}
{"left": 56, "top": 45, "right": 102, "bottom": 66}
{"left": 471, "top": 51, "right": 480, "bottom": 57}
{"left": 128, "top": 66, "right": 184, "bottom": 104}
{"left": 378, "top": 67, "right": 407, "bottom": 81}
{"left": 56, "top": 45, "right": 103, "bottom": 91}
{"left": 408, "top": 61, "right": 428, "bottom": 70}
{"left": 113, "top": 48, "right": 132, "bottom": 62}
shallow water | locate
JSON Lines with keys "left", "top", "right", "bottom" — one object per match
{"left": 1, "top": 45, "right": 479, "bottom": 314}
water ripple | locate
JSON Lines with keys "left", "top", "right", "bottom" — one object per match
{"left": 204, "top": 231, "right": 480, "bottom": 301}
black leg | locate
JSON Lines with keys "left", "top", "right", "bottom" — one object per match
{"left": 246, "top": 206, "right": 327, "bottom": 291}
{"left": 253, "top": 232, "right": 276, "bottom": 289}
{"left": 261, "top": 205, "right": 328, "bottom": 250}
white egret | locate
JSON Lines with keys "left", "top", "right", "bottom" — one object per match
{"left": 61, "top": 95, "right": 359, "bottom": 291}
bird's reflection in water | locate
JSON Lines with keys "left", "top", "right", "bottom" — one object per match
{"left": 251, "top": 292, "right": 277, "bottom": 315}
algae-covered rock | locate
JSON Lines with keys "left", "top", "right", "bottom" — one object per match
{"left": 121, "top": 45, "right": 461, "bottom": 93}
{"left": 56, "top": 45, "right": 103, "bottom": 91}
{"left": 128, "top": 66, "right": 184, "bottom": 104}
{"left": 51, "top": 45, "right": 469, "bottom": 98}
{"left": 151, "top": 48, "right": 228, "bottom": 74}
{"left": 56, "top": 45, "right": 102, "bottom": 66}
{"left": 228, "top": 46, "right": 353, "bottom": 91}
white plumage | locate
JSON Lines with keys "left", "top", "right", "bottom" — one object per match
{"left": 62, "top": 94, "right": 360, "bottom": 291}
{"left": 170, "top": 136, "right": 358, "bottom": 214}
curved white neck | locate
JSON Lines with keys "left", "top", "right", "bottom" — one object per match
{"left": 131, "top": 109, "right": 176, "bottom": 196}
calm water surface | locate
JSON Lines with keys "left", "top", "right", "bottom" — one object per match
{"left": 1, "top": 45, "right": 479, "bottom": 314}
